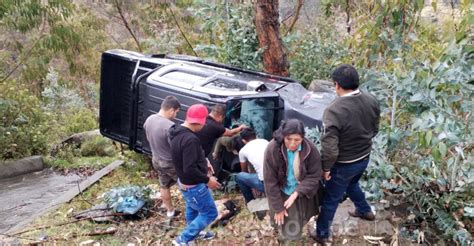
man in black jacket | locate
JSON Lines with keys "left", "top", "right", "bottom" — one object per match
{"left": 169, "top": 104, "right": 221, "bottom": 245}
{"left": 312, "top": 64, "right": 380, "bottom": 244}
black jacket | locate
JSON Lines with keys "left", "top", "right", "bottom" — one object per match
{"left": 321, "top": 92, "right": 380, "bottom": 171}
{"left": 169, "top": 124, "right": 209, "bottom": 185}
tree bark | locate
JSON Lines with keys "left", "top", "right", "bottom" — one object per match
{"left": 254, "top": 0, "right": 289, "bottom": 76}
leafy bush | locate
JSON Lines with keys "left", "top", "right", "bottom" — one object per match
{"left": 63, "top": 109, "right": 98, "bottom": 137}
{"left": 286, "top": 17, "right": 349, "bottom": 87}
{"left": 80, "top": 136, "right": 116, "bottom": 157}
{"left": 362, "top": 37, "right": 473, "bottom": 244}
{"left": 0, "top": 83, "right": 51, "bottom": 160}
{"left": 193, "top": 2, "right": 263, "bottom": 71}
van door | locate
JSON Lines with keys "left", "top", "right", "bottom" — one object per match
{"left": 225, "top": 92, "right": 282, "bottom": 141}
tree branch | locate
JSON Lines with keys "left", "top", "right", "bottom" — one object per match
{"left": 166, "top": 4, "right": 199, "bottom": 57}
{"left": 0, "top": 18, "right": 47, "bottom": 84}
{"left": 113, "top": 0, "right": 142, "bottom": 52}
{"left": 285, "top": 0, "right": 304, "bottom": 35}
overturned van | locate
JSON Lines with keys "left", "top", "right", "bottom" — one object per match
{"left": 99, "top": 49, "right": 336, "bottom": 155}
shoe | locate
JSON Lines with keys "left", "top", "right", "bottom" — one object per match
{"left": 348, "top": 210, "right": 375, "bottom": 221}
{"left": 172, "top": 236, "right": 191, "bottom": 246}
{"left": 254, "top": 210, "right": 266, "bottom": 221}
{"left": 309, "top": 231, "right": 330, "bottom": 245}
{"left": 195, "top": 231, "right": 215, "bottom": 241}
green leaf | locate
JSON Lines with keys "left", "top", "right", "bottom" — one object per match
{"left": 409, "top": 92, "right": 423, "bottom": 102}
{"left": 431, "top": 1, "right": 437, "bottom": 12}
{"left": 447, "top": 95, "right": 462, "bottom": 103}
{"left": 425, "top": 131, "right": 433, "bottom": 146}
{"left": 438, "top": 142, "right": 448, "bottom": 158}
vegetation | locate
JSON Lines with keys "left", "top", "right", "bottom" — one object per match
{"left": 0, "top": 0, "right": 472, "bottom": 244}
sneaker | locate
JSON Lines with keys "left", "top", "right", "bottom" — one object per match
{"left": 172, "top": 236, "right": 191, "bottom": 246}
{"left": 195, "top": 231, "right": 215, "bottom": 241}
{"left": 348, "top": 210, "right": 376, "bottom": 221}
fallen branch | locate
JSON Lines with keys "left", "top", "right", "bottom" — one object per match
{"left": 24, "top": 228, "right": 118, "bottom": 245}
{"left": 10, "top": 213, "right": 125, "bottom": 236}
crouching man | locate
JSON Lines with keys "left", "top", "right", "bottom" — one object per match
{"left": 169, "top": 104, "right": 221, "bottom": 246}
{"left": 235, "top": 128, "right": 268, "bottom": 203}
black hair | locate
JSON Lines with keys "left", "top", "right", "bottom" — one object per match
{"left": 161, "top": 96, "right": 181, "bottom": 111}
{"left": 211, "top": 103, "right": 226, "bottom": 117}
{"left": 331, "top": 64, "right": 359, "bottom": 90}
{"left": 233, "top": 136, "right": 245, "bottom": 152}
{"left": 240, "top": 128, "right": 256, "bottom": 142}
{"left": 273, "top": 119, "right": 305, "bottom": 143}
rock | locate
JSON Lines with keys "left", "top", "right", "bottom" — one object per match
{"left": 247, "top": 198, "right": 269, "bottom": 213}
{"left": 307, "top": 79, "right": 334, "bottom": 93}
{"left": 0, "top": 155, "right": 44, "bottom": 179}
{"left": 327, "top": 200, "right": 395, "bottom": 239}
{"left": 374, "top": 220, "right": 394, "bottom": 236}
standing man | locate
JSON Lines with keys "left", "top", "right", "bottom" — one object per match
{"left": 196, "top": 104, "right": 246, "bottom": 157}
{"left": 169, "top": 104, "right": 221, "bottom": 245}
{"left": 235, "top": 128, "right": 268, "bottom": 203}
{"left": 143, "top": 96, "right": 181, "bottom": 218}
{"left": 312, "top": 64, "right": 380, "bottom": 244}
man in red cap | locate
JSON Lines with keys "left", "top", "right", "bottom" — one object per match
{"left": 169, "top": 104, "right": 221, "bottom": 245}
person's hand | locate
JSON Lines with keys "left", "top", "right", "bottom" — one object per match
{"left": 207, "top": 176, "right": 221, "bottom": 190}
{"left": 212, "top": 152, "right": 217, "bottom": 160}
{"left": 239, "top": 124, "right": 247, "bottom": 130}
{"left": 323, "top": 171, "right": 331, "bottom": 181}
{"left": 283, "top": 192, "right": 298, "bottom": 209}
{"left": 274, "top": 210, "right": 288, "bottom": 225}
{"left": 207, "top": 159, "right": 215, "bottom": 175}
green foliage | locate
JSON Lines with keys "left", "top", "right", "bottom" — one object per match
{"left": 321, "top": 1, "right": 473, "bottom": 243}
{"left": 63, "top": 109, "right": 98, "bottom": 137}
{"left": 361, "top": 31, "right": 473, "bottom": 246}
{"left": 0, "top": 0, "right": 72, "bottom": 33}
{"left": 80, "top": 136, "right": 116, "bottom": 157}
{"left": 0, "top": 82, "right": 50, "bottom": 160}
{"left": 286, "top": 16, "right": 349, "bottom": 87}
{"left": 193, "top": 1, "right": 263, "bottom": 71}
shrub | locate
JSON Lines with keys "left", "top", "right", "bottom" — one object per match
{"left": 80, "top": 136, "right": 116, "bottom": 157}
{"left": 0, "top": 83, "right": 51, "bottom": 160}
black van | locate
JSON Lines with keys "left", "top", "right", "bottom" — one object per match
{"left": 99, "top": 49, "right": 335, "bottom": 156}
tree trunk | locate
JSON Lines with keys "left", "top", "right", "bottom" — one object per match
{"left": 254, "top": 0, "right": 289, "bottom": 76}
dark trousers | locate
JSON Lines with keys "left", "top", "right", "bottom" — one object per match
{"left": 316, "top": 157, "right": 371, "bottom": 238}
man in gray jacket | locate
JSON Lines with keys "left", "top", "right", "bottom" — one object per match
{"left": 143, "top": 96, "right": 181, "bottom": 218}
{"left": 312, "top": 64, "right": 380, "bottom": 244}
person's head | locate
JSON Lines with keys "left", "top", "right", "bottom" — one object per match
{"left": 184, "top": 104, "right": 208, "bottom": 132}
{"left": 240, "top": 127, "right": 256, "bottom": 144}
{"left": 159, "top": 96, "right": 181, "bottom": 119}
{"left": 233, "top": 136, "right": 245, "bottom": 152}
{"left": 209, "top": 104, "right": 226, "bottom": 123}
{"left": 331, "top": 64, "right": 359, "bottom": 96}
{"left": 273, "top": 119, "right": 305, "bottom": 152}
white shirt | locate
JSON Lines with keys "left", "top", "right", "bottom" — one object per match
{"left": 238, "top": 139, "right": 269, "bottom": 181}
{"left": 341, "top": 89, "right": 361, "bottom": 97}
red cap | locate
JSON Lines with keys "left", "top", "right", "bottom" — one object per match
{"left": 186, "top": 104, "right": 208, "bottom": 125}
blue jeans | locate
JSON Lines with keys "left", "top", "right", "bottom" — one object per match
{"left": 235, "top": 172, "right": 265, "bottom": 203}
{"left": 179, "top": 183, "right": 218, "bottom": 242}
{"left": 316, "top": 157, "right": 372, "bottom": 238}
